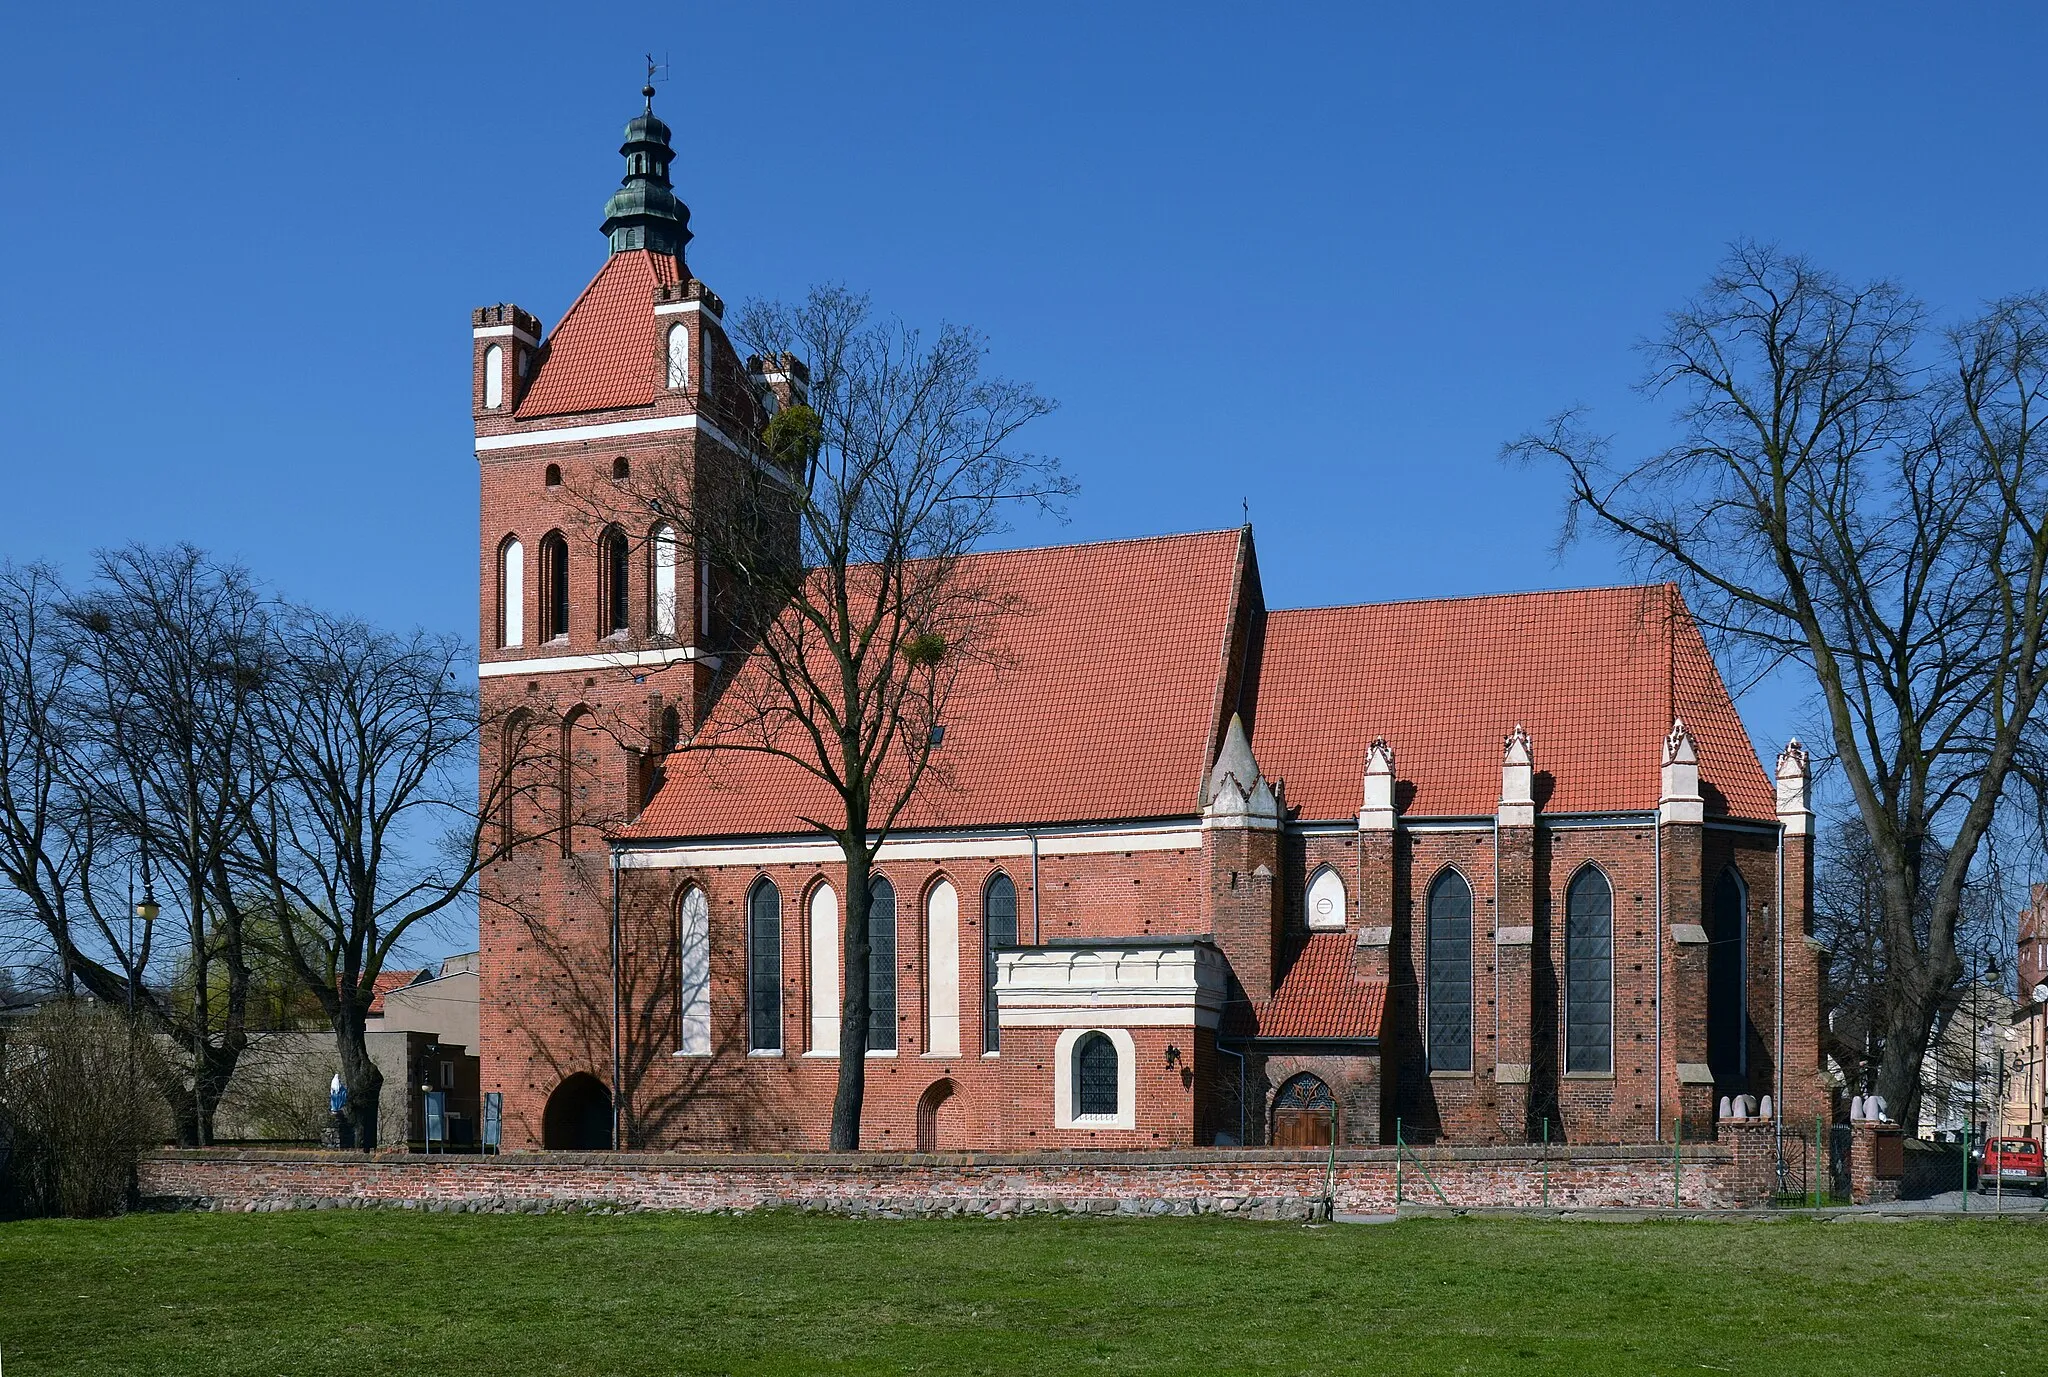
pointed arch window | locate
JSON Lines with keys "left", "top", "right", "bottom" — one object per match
{"left": 1709, "top": 868, "right": 1748, "bottom": 1085}
{"left": 483, "top": 344, "right": 503, "bottom": 408}
{"left": 983, "top": 872, "right": 1017, "bottom": 1054}
{"left": 651, "top": 524, "right": 677, "bottom": 636}
{"left": 1426, "top": 869, "right": 1473, "bottom": 1072}
{"left": 678, "top": 887, "right": 710, "bottom": 1056}
{"left": 666, "top": 323, "right": 689, "bottom": 390}
{"left": 925, "top": 880, "right": 960, "bottom": 1056}
{"left": 601, "top": 527, "right": 630, "bottom": 635}
{"left": 498, "top": 537, "right": 524, "bottom": 648}
{"left": 748, "top": 878, "right": 783, "bottom": 1053}
{"left": 1305, "top": 865, "right": 1346, "bottom": 931}
{"left": 808, "top": 884, "right": 840, "bottom": 1054}
{"left": 868, "top": 876, "right": 897, "bottom": 1051}
{"left": 539, "top": 533, "right": 570, "bottom": 643}
{"left": 1564, "top": 865, "right": 1614, "bottom": 1074}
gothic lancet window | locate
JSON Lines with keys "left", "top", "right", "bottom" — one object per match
{"left": 983, "top": 872, "right": 1017, "bottom": 1054}
{"left": 539, "top": 533, "right": 570, "bottom": 643}
{"left": 748, "top": 878, "right": 783, "bottom": 1053}
{"left": 868, "top": 876, "right": 897, "bottom": 1051}
{"left": 1709, "top": 868, "right": 1748, "bottom": 1086}
{"left": 677, "top": 887, "right": 710, "bottom": 1056}
{"left": 1305, "top": 865, "right": 1346, "bottom": 930}
{"left": 651, "top": 524, "right": 677, "bottom": 636}
{"left": 1564, "top": 864, "right": 1614, "bottom": 1074}
{"left": 498, "top": 537, "right": 524, "bottom": 648}
{"left": 601, "top": 527, "right": 630, "bottom": 635}
{"left": 1426, "top": 869, "right": 1473, "bottom": 1072}
{"left": 666, "top": 324, "right": 689, "bottom": 390}
{"left": 483, "top": 344, "right": 503, "bottom": 408}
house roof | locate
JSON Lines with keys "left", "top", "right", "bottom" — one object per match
{"left": 366, "top": 968, "right": 425, "bottom": 1016}
{"left": 515, "top": 250, "right": 684, "bottom": 419}
{"left": 1225, "top": 932, "right": 1387, "bottom": 1040}
{"left": 1251, "top": 584, "right": 1775, "bottom": 821}
{"left": 627, "top": 529, "right": 1248, "bottom": 838}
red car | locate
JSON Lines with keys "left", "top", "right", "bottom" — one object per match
{"left": 1978, "top": 1137, "right": 2045, "bottom": 1195}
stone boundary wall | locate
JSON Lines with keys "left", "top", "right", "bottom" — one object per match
{"left": 141, "top": 1140, "right": 1757, "bottom": 1219}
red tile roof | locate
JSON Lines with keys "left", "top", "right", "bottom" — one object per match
{"left": 1227, "top": 933, "right": 1387, "bottom": 1039}
{"left": 515, "top": 250, "right": 684, "bottom": 419}
{"left": 629, "top": 530, "right": 1249, "bottom": 838}
{"left": 366, "top": 969, "right": 424, "bottom": 1016}
{"left": 1252, "top": 584, "right": 1774, "bottom": 821}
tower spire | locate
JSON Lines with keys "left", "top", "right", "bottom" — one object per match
{"left": 601, "top": 80, "right": 691, "bottom": 259}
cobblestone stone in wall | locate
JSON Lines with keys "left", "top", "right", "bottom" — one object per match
{"left": 140, "top": 1143, "right": 1748, "bottom": 1218}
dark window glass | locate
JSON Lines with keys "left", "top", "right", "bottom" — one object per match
{"left": 542, "top": 535, "right": 570, "bottom": 642}
{"left": 1709, "top": 868, "right": 1747, "bottom": 1086}
{"left": 1075, "top": 1032, "right": 1117, "bottom": 1117}
{"left": 868, "top": 877, "right": 896, "bottom": 1051}
{"left": 605, "top": 530, "right": 630, "bottom": 633}
{"left": 983, "top": 873, "right": 1017, "bottom": 1053}
{"left": 1564, "top": 866, "right": 1614, "bottom": 1074}
{"left": 748, "top": 879, "right": 782, "bottom": 1052}
{"left": 1426, "top": 870, "right": 1473, "bottom": 1072}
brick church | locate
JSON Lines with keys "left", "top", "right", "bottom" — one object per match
{"left": 473, "top": 89, "right": 1827, "bottom": 1154}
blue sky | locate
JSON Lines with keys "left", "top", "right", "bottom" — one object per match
{"left": 3, "top": 3, "right": 2044, "bottom": 813}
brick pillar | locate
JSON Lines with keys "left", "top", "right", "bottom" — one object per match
{"left": 1718, "top": 1117, "right": 1780, "bottom": 1207}
{"left": 1203, "top": 714, "right": 1284, "bottom": 1005}
{"left": 1356, "top": 737, "right": 1397, "bottom": 982}
{"left": 1660, "top": 720, "right": 1714, "bottom": 1141}
{"left": 1495, "top": 726, "right": 1536, "bottom": 1141}
{"left": 1776, "top": 741, "right": 1829, "bottom": 1133}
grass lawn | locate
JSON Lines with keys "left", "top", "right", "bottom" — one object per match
{"left": 2, "top": 1211, "right": 2043, "bottom": 1375}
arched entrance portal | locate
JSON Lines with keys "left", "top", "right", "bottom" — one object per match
{"left": 916, "top": 1078, "right": 959, "bottom": 1153}
{"left": 542, "top": 1073, "right": 613, "bottom": 1150}
{"left": 1271, "top": 1073, "right": 1337, "bottom": 1147}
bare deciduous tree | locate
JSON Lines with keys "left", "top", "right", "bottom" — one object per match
{"left": 1508, "top": 245, "right": 2048, "bottom": 1127}
{"left": 595, "top": 286, "right": 1072, "bottom": 1148}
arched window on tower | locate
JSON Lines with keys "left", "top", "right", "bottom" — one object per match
{"left": 483, "top": 344, "right": 503, "bottom": 409}
{"left": 600, "top": 527, "right": 630, "bottom": 636}
{"left": 498, "top": 537, "right": 524, "bottom": 649}
{"left": 539, "top": 533, "right": 570, "bottom": 643}
{"left": 666, "top": 324, "right": 689, "bottom": 390}
{"left": 868, "top": 876, "right": 897, "bottom": 1052}
{"left": 1564, "top": 864, "right": 1614, "bottom": 1074}
{"left": 982, "top": 873, "right": 1017, "bottom": 1054}
{"left": 1426, "top": 869, "right": 1473, "bottom": 1072}
{"left": 650, "top": 524, "right": 677, "bottom": 637}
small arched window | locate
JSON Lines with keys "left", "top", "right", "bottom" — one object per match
{"left": 983, "top": 872, "right": 1017, "bottom": 1054}
{"left": 498, "top": 537, "right": 524, "bottom": 648}
{"left": 651, "top": 524, "right": 677, "bottom": 636}
{"left": 748, "top": 878, "right": 783, "bottom": 1052}
{"left": 666, "top": 324, "right": 689, "bottom": 390}
{"left": 868, "top": 876, "right": 897, "bottom": 1051}
{"left": 483, "top": 344, "right": 503, "bottom": 408}
{"left": 678, "top": 887, "right": 710, "bottom": 1056}
{"left": 700, "top": 328, "right": 714, "bottom": 397}
{"left": 1074, "top": 1032, "right": 1118, "bottom": 1119}
{"left": 659, "top": 705, "right": 681, "bottom": 755}
{"left": 1305, "top": 865, "right": 1346, "bottom": 931}
{"left": 601, "top": 527, "right": 630, "bottom": 635}
{"left": 1709, "top": 868, "right": 1748, "bottom": 1086}
{"left": 1426, "top": 869, "right": 1473, "bottom": 1072}
{"left": 539, "top": 533, "right": 570, "bottom": 643}
{"left": 544, "top": 463, "right": 562, "bottom": 488}
{"left": 612, "top": 456, "right": 630, "bottom": 481}
{"left": 1564, "top": 865, "right": 1614, "bottom": 1074}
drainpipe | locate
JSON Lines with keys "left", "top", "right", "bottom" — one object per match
{"left": 1029, "top": 829, "right": 1042, "bottom": 944}
{"left": 1775, "top": 824, "right": 1785, "bottom": 1164}
{"left": 1653, "top": 820, "right": 1663, "bottom": 1143}
{"left": 610, "top": 847, "right": 623, "bottom": 1151}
